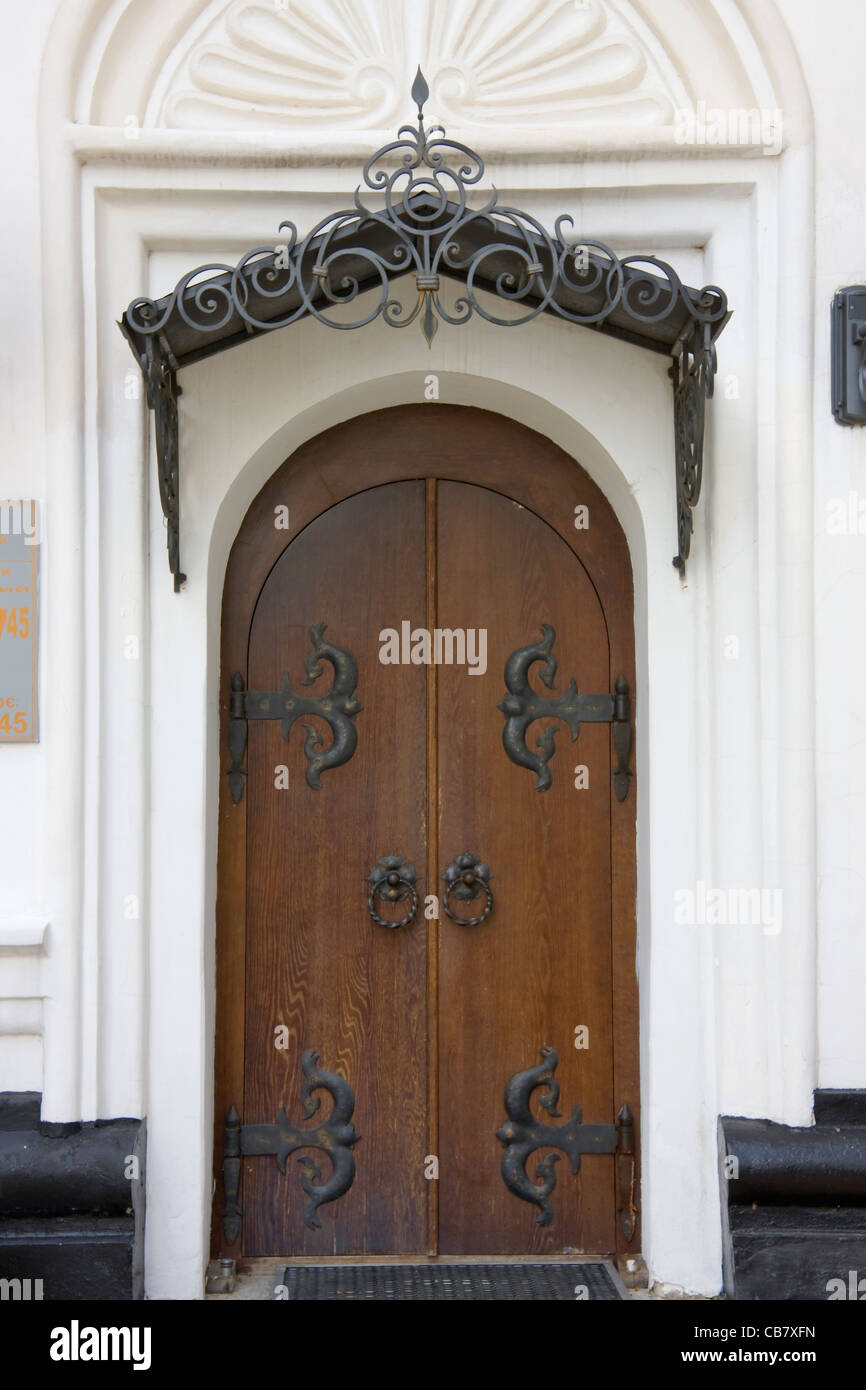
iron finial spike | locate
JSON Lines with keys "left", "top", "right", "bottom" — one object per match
{"left": 412, "top": 66, "right": 429, "bottom": 118}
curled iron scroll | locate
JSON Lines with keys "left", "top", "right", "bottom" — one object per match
{"left": 228, "top": 622, "right": 363, "bottom": 803}
{"left": 496, "top": 1046, "right": 621, "bottom": 1227}
{"left": 498, "top": 625, "right": 614, "bottom": 791}
{"left": 223, "top": 1049, "right": 360, "bottom": 1243}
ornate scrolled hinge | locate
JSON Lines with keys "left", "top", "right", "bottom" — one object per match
{"left": 497, "top": 1045, "right": 634, "bottom": 1231}
{"left": 227, "top": 622, "right": 363, "bottom": 803}
{"left": 222, "top": 1049, "right": 360, "bottom": 1244}
{"left": 498, "top": 625, "right": 632, "bottom": 798}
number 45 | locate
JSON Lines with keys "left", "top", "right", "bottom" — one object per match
{"left": 0, "top": 711, "right": 27, "bottom": 735}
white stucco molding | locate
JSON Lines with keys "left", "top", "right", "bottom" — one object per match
{"left": 0, "top": 920, "right": 48, "bottom": 1090}
{"left": 67, "top": 0, "right": 812, "bottom": 155}
{"left": 0, "top": 920, "right": 49, "bottom": 952}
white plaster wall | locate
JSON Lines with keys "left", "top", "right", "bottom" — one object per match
{"left": 782, "top": 0, "right": 866, "bottom": 1087}
{"left": 0, "top": 0, "right": 62, "bottom": 1095}
{"left": 7, "top": 0, "right": 866, "bottom": 1300}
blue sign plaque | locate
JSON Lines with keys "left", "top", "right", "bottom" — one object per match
{"left": 0, "top": 501, "right": 39, "bottom": 742}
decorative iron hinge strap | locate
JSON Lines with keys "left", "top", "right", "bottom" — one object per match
{"left": 670, "top": 319, "right": 717, "bottom": 575}
{"left": 498, "top": 625, "right": 632, "bottom": 797}
{"left": 222, "top": 1050, "right": 360, "bottom": 1246}
{"left": 497, "top": 1045, "right": 635, "bottom": 1235}
{"left": 227, "top": 622, "right": 362, "bottom": 803}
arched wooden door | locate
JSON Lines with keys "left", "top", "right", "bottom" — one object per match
{"left": 213, "top": 405, "right": 639, "bottom": 1266}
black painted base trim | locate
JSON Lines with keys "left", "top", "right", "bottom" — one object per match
{"left": 728, "top": 1208, "right": 866, "bottom": 1301}
{"left": 0, "top": 1217, "right": 136, "bottom": 1301}
{"left": 0, "top": 1092, "right": 145, "bottom": 1301}
{"left": 814, "top": 1089, "right": 866, "bottom": 1127}
{"left": 720, "top": 1091, "right": 866, "bottom": 1301}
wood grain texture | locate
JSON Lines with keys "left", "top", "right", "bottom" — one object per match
{"left": 244, "top": 483, "right": 428, "bottom": 1255}
{"left": 213, "top": 406, "right": 639, "bottom": 1259}
{"left": 436, "top": 482, "right": 614, "bottom": 1254}
{"left": 424, "top": 477, "right": 440, "bottom": 1254}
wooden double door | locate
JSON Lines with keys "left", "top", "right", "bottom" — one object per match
{"left": 214, "top": 406, "right": 638, "bottom": 1261}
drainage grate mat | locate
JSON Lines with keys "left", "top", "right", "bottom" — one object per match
{"left": 280, "top": 1261, "right": 626, "bottom": 1301}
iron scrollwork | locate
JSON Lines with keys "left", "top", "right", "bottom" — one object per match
{"left": 497, "top": 1046, "right": 632, "bottom": 1229}
{"left": 670, "top": 321, "right": 717, "bottom": 574}
{"left": 367, "top": 854, "right": 419, "bottom": 929}
{"left": 124, "top": 69, "right": 727, "bottom": 352}
{"left": 135, "top": 334, "right": 185, "bottom": 592}
{"left": 227, "top": 622, "right": 363, "bottom": 803}
{"left": 223, "top": 1049, "right": 360, "bottom": 1244}
{"left": 121, "top": 73, "right": 728, "bottom": 588}
{"left": 442, "top": 852, "right": 493, "bottom": 926}
{"left": 498, "top": 625, "right": 631, "bottom": 797}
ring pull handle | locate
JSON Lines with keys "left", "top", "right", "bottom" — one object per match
{"left": 442, "top": 852, "right": 493, "bottom": 926}
{"left": 367, "top": 854, "right": 419, "bottom": 929}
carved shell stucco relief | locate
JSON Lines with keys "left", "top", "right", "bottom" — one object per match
{"left": 155, "top": 0, "right": 680, "bottom": 131}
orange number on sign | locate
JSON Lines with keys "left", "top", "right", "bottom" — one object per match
{"left": 13, "top": 712, "right": 27, "bottom": 734}
{"left": 0, "top": 608, "right": 29, "bottom": 639}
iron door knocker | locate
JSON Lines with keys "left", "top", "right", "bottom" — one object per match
{"left": 442, "top": 852, "right": 493, "bottom": 926}
{"left": 367, "top": 854, "right": 419, "bottom": 929}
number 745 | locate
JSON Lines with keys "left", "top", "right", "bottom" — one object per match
{"left": 0, "top": 608, "right": 29, "bottom": 639}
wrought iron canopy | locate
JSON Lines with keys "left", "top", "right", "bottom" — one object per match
{"left": 120, "top": 69, "right": 730, "bottom": 590}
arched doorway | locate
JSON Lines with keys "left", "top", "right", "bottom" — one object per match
{"left": 213, "top": 404, "right": 639, "bottom": 1266}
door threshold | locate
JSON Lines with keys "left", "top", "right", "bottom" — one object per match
{"left": 235, "top": 1253, "right": 618, "bottom": 1274}
{"left": 258, "top": 1253, "right": 616, "bottom": 1266}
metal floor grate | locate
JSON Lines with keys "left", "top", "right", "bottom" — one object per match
{"left": 280, "top": 1261, "right": 626, "bottom": 1301}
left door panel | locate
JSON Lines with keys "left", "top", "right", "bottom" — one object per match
{"left": 242, "top": 481, "right": 428, "bottom": 1256}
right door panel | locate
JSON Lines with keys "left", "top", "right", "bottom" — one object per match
{"left": 436, "top": 480, "right": 616, "bottom": 1255}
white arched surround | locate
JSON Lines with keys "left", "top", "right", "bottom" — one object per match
{"left": 19, "top": 0, "right": 822, "bottom": 1300}
{"left": 177, "top": 333, "right": 665, "bottom": 1297}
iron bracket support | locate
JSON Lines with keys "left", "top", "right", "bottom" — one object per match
{"left": 670, "top": 320, "right": 716, "bottom": 575}
{"left": 118, "top": 324, "right": 186, "bottom": 592}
